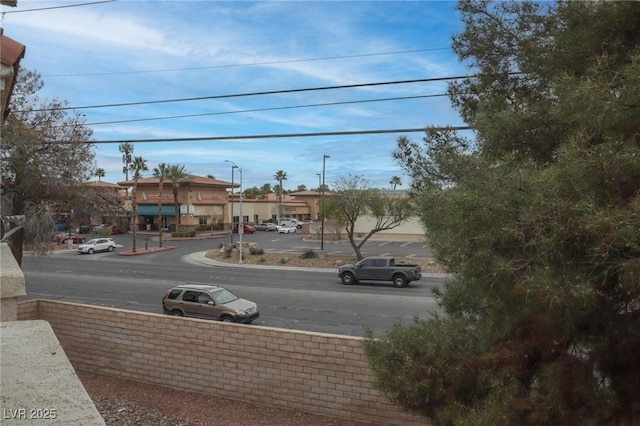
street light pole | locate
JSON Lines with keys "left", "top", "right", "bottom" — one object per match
{"left": 316, "top": 173, "right": 321, "bottom": 221}
{"left": 321, "top": 154, "right": 330, "bottom": 251}
{"left": 228, "top": 164, "right": 234, "bottom": 245}
{"left": 225, "top": 160, "right": 243, "bottom": 264}
{"left": 238, "top": 165, "right": 243, "bottom": 265}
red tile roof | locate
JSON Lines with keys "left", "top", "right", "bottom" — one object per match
{"left": 0, "top": 29, "right": 25, "bottom": 66}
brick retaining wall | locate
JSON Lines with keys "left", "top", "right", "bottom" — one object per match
{"left": 17, "top": 300, "right": 425, "bottom": 425}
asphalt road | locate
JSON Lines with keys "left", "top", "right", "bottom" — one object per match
{"left": 19, "top": 232, "right": 447, "bottom": 337}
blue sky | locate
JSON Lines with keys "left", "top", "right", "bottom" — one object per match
{"left": 1, "top": 0, "right": 468, "bottom": 191}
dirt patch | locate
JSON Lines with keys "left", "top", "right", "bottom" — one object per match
{"left": 204, "top": 246, "right": 445, "bottom": 273}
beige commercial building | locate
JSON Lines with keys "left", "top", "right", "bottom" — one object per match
{"left": 117, "top": 174, "right": 324, "bottom": 232}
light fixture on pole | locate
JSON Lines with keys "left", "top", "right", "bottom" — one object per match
{"left": 321, "top": 154, "right": 330, "bottom": 251}
{"left": 225, "top": 160, "right": 243, "bottom": 264}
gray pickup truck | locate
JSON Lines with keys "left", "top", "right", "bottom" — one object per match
{"left": 338, "top": 257, "right": 422, "bottom": 288}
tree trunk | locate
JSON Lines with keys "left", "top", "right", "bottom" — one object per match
{"left": 7, "top": 182, "right": 26, "bottom": 266}
{"left": 158, "top": 181, "right": 163, "bottom": 247}
{"left": 346, "top": 225, "right": 363, "bottom": 261}
{"left": 131, "top": 186, "right": 137, "bottom": 253}
{"left": 8, "top": 227, "right": 25, "bottom": 267}
{"left": 174, "top": 189, "right": 180, "bottom": 232}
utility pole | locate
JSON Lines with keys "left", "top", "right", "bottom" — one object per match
{"left": 321, "top": 154, "right": 330, "bottom": 250}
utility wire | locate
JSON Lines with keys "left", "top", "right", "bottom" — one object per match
{"left": 76, "top": 93, "right": 450, "bottom": 127}
{"left": 1, "top": 0, "right": 115, "bottom": 14}
{"left": 43, "top": 48, "right": 450, "bottom": 78}
{"left": 31, "top": 75, "right": 468, "bottom": 112}
{"left": 83, "top": 126, "right": 471, "bottom": 145}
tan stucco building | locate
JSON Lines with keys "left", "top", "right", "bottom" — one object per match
{"left": 117, "top": 174, "right": 324, "bottom": 231}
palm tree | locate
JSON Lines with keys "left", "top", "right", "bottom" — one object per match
{"left": 166, "top": 164, "right": 189, "bottom": 232}
{"left": 389, "top": 175, "right": 402, "bottom": 190}
{"left": 153, "top": 163, "right": 169, "bottom": 247}
{"left": 118, "top": 143, "right": 134, "bottom": 181}
{"left": 274, "top": 170, "right": 287, "bottom": 223}
{"left": 95, "top": 168, "right": 105, "bottom": 182}
{"left": 130, "top": 156, "right": 148, "bottom": 253}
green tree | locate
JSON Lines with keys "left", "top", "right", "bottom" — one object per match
{"left": 389, "top": 176, "right": 402, "bottom": 190}
{"left": 274, "top": 170, "right": 287, "bottom": 222}
{"left": 367, "top": 1, "right": 640, "bottom": 424}
{"left": 129, "top": 156, "right": 147, "bottom": 253}
{"left": 259, "top": 183, "right": 272, "bottom": 199}
{"left": 166, "top": 164, "right": 189, "bottom": 231}
{"left": 326, "top": 174, "right": 412, "bottom": 260}
{"left": 295, "top": 184, "right": 308, "bottom": 192}
{"left": 152, "top": 163, "right": 169, "bottom": 247}
{"left": 243, "top": 186, "right": 260, "bottom": 199}
{"left": 95, "top": 168, "right": 105, "bottom": 182}
{"left": 1, "top": 69, "right": 95, "bottom": 265}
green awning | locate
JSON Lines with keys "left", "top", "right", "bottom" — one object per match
{"left": 137, "top": 205, "right": 176, "bottom": 216}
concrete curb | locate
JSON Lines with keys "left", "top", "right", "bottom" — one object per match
{"left": 186, "top": 250, "right": 335, "bottom": 273}
{"left": 186, "top": 251, "right": 452, "bottom": 278}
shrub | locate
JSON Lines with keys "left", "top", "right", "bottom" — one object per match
{"left": 249, "top": 247, "right": 264, "bottom": 255}
{"left": 259, "top": 257, "right": 266, "bottom": 263}
{"left": 171, "top": 231, "right": 196, "bottom": 238}
{"left": 279, "top": 257, "right": 288, "bottom": 264}
{"left": 224, "top": 248, "right": 233, "bottom": 258}
{"left": 300, "top": 249, "right": 317, "bottom": 259}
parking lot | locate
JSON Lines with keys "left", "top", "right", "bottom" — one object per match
{"left": 220, "top": 229, "right": 434, "bottom": 260}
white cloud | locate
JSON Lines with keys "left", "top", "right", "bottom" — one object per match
{"left": 3, "top": 0, "right": 466, "bottom": 189}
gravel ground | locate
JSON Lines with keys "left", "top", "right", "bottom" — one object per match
{"left": 79, "top": 370, "right": 373, "bottom": 426}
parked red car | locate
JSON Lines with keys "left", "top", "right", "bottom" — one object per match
{"left": 110, "top": 225, "right": 127, "bottom": 234}
{"left": 52, "top": 233, "right": 86, "bottom": 245}
{"left": 232, "top": 224, "right": 256, "bottom": 234}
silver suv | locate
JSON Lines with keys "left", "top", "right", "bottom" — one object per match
{"left": 162, "top": 284, "right": 259, "bottom": 324}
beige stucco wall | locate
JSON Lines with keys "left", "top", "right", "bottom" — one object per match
{"left": 0, "top": 242, "right": 25, "bottom": 322}
{"left": 17, "top": 299, "right": 425, "bottom": 425}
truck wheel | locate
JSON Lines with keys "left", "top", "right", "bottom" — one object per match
{"left": 392, "top": 275, "right": 408, "bottom": 288}
{"left": 341, "top": 273, "right": 355, "bottom": 285}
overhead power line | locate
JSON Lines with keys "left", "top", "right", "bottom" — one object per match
{"left": 43, "top": 48, "right": 451, "bottom": 78}
{"left": 1, "top": 0, "right": 115, "bottom": 14}
{"left": 84, "top": 126, "right": 471, "bottom": 145}
{"left": 78, "top": 93, "right": 450, "bottom": 127}
{"left": 32, "top": 75, "right": 468, "bottom": 112}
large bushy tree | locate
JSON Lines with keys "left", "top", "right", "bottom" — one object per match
{"left": 365, "top": 1, "right": 640, "bottom": 424}
{"left": 1, "top": 69, "right": 95, "bottom": 265}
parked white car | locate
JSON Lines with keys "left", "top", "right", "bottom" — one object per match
{"left": 277, "top": 225, "right": 297, "bottom": 234}
{"left": 280, "top": 218, "right": 302, "bottom": 229}
{"left": 78, "top": 238, "right": 116, "bottom": 254}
